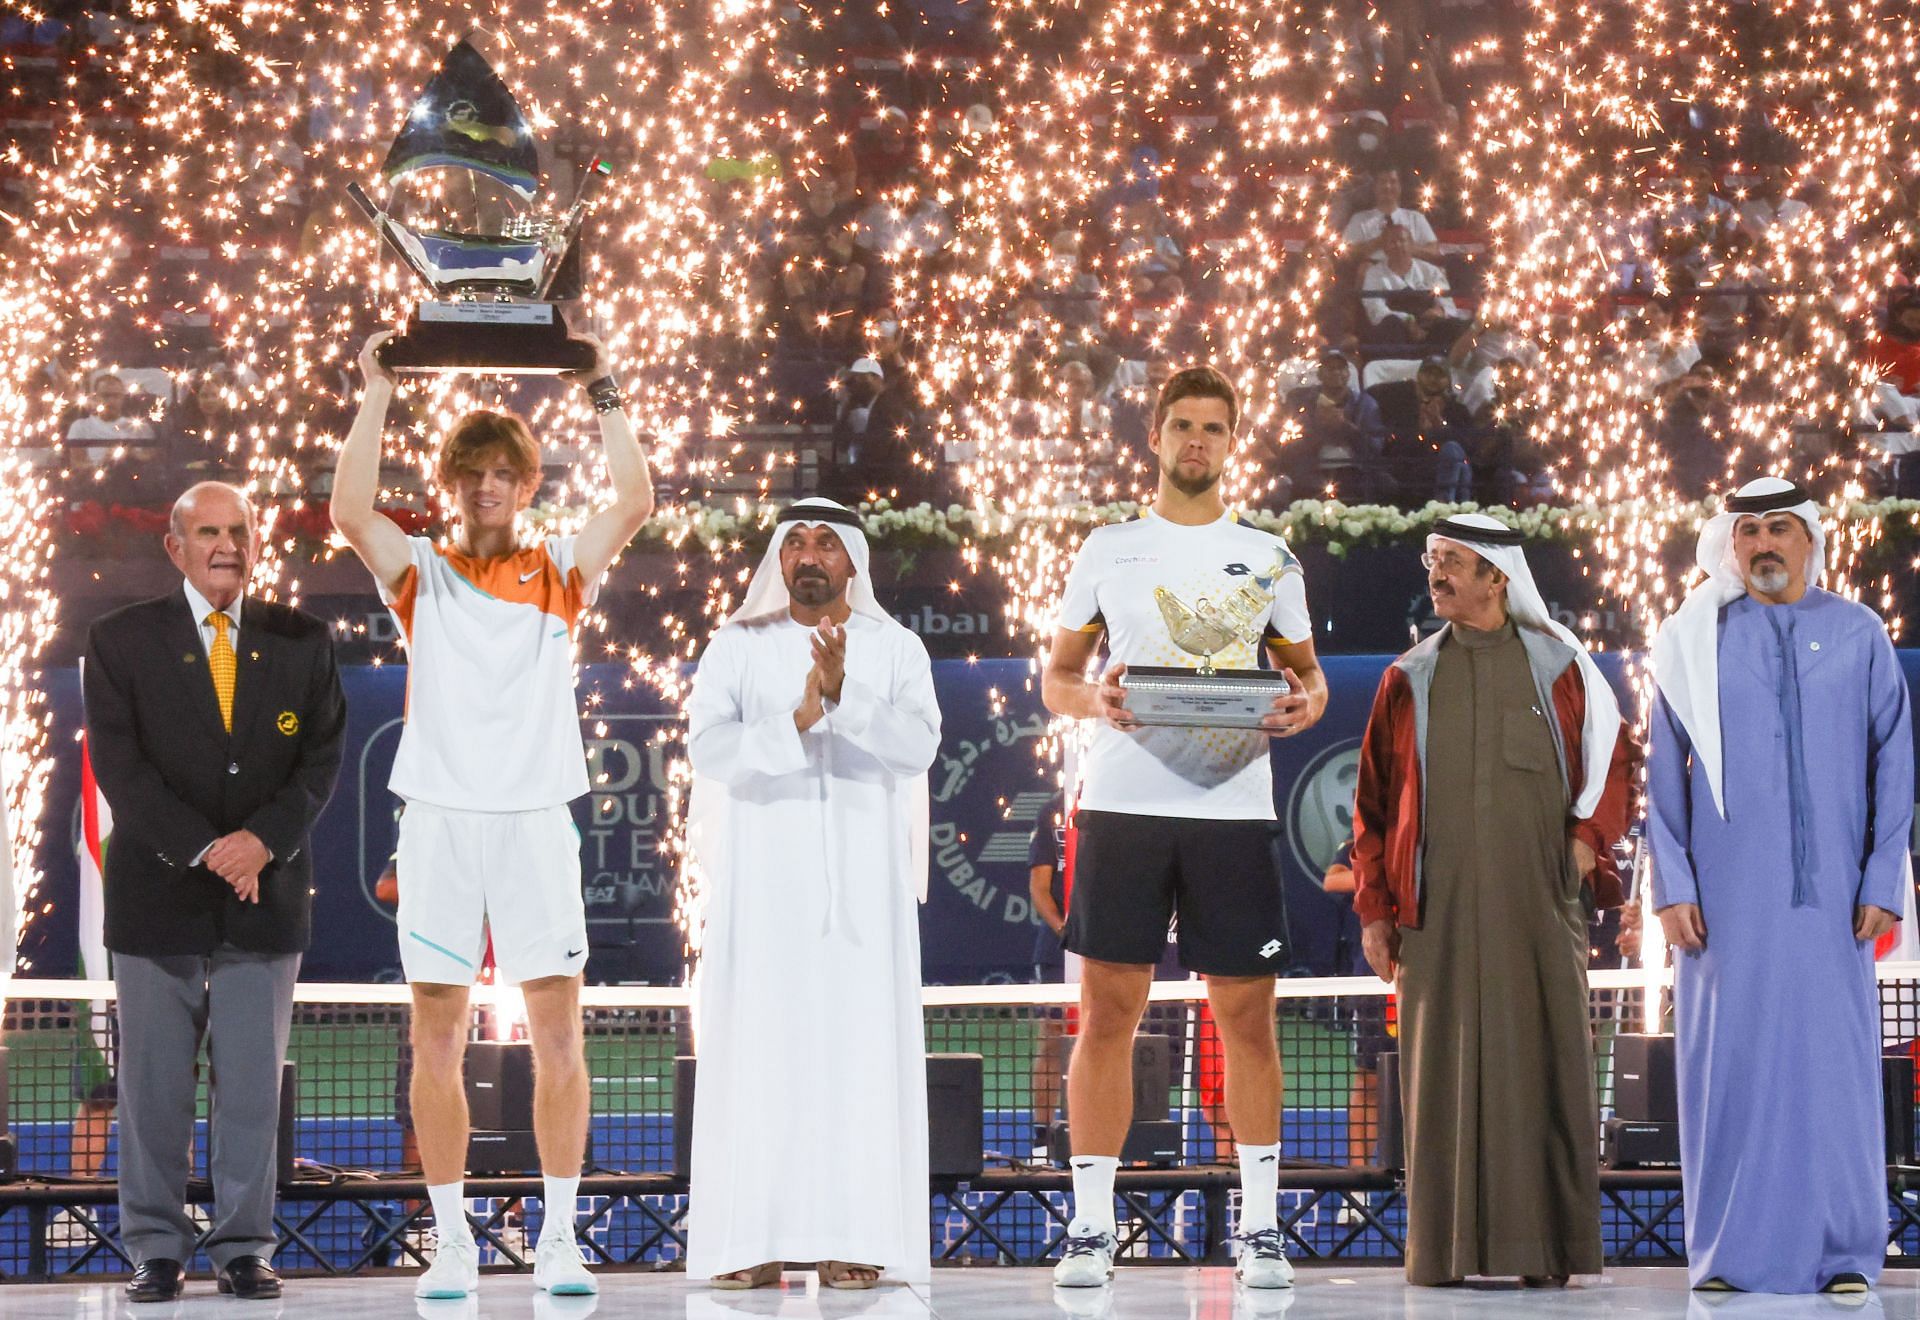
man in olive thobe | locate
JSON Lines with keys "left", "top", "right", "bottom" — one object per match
{"left": 1351, "top": 515, "right": 1632, "bottom": 1285}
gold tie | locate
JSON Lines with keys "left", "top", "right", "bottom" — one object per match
{"left": 207, "top": 611, "right": 235, "bottom": 733}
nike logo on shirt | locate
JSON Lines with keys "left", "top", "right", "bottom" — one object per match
{"left": 519, "top": 569, "right": 541, "bottom": 583}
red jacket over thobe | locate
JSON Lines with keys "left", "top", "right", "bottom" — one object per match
{"left": 1351, "top": 623, "right": 1635, "bottom": 929}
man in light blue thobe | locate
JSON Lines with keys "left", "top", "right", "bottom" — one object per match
{"left": 1648, "top": 476, "right": 1914, "bottom": 1295}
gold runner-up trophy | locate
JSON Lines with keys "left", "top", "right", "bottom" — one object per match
{"left": 1121, "top": 552, "right": 1296, "bottom": 729}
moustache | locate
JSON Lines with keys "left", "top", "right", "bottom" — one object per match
{"left": 1750, "top": 553, "right": 1786, "bottom": 567}
{"left": 792, "top": 569, "right": 829, "bottom": 582}
{"left": 1429, "top": 580, "right": 1453, "bottom": 595}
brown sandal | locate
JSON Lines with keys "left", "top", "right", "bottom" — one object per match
{"left": 818, "top": 1260, "right": 880, "bottom": 1290}
{"left": 710, "top": 1261, "right": 782, "bottom": 1289}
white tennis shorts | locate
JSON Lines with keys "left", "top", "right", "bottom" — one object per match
{"left": 395, "top": 801, "right": 589, "bottom": 986}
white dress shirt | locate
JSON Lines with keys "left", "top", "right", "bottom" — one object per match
{"left": 183, "top": 580, "right": 243, "bottom": 655}
{"left": 181, "top": 581, "right": 260, "bottom": 866}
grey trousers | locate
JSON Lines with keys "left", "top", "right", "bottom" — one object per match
{"left": 113, "top": 946, "right": 300, "bottom": 1268}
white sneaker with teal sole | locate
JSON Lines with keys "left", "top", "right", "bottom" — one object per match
{"left": 415, "top": 1235, "right": 480, "bottom": 1299}
{"left": 533, "top": 1234, "right": 599, "bottom": 1295}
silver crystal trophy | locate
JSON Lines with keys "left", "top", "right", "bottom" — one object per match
{"left": 347, "top": 37, "right": 610, "bottom": 374}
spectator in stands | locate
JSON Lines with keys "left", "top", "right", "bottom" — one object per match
{"left": 1025, "top": 790, "right": 1069, "bottom": 1152}
{"left": 1660, "top": 361, "right": 1732, "bottom": 496}
{"left": 66, "top": 370, "right": 161, "bottom": 463}
{"left": 1872, "top": 287, "right": 1920, "bottom": 398}
{"left": 773, "top": 230, "right": 828, "bottom": 332}
{"left": 796, "top": 174, "right": 858, "bottom": 241}
{"left": 826, "top": 356, "right": 920, "bottom": 499}
{"left": 1110, "top": 354, "right": 1173, "bottom": 461}
{"left": 1687, "top": 263, "right": 1760, "bottom": 364}
{"left": 901, "top": 197, "right": 955, "bottom": 261}
{"left": 1465, "top": 358, "right": 1549, "bottom": 505}
{"left": 1284, "top": 350, "right": 1387, "bottom": 500}
{"left": 168, "top": 366, "right": 241, "bottom": 476}
{"left": 1042, "top": 228, "right": 1104, "bottom": 330}
{"left": 1360, "top": 224, "right": 1466, "bottom": 348}
{"left": 1621, "top": 301, "right": 1703, "bottom": 399}
{"left": 1059, "top": 359, "right": 1111, "bottom": 444}
{"left": 1662, "top": 164, "right": 1740, "bottom": 279}
{"left": 1737, "top": 164, "right": 1810, "bottom": 239}
{"left": 867, "top": 310, "right": 910, "bottom": 382}
{"left": 1319, "top": 836, "right": 1390, "bottom": 1201}
{"left": 1118, "top": 200, "right": 1185, "bottom": 299}
{"left": 857, "top": 105, "right": 915, "bottom": 189}
{"left": 818, "top": 228, "right": 872, "bottom": 329}
{"left": 1343, "top": 168, "right": 1440, "bottom": 266}
{"left": 1371, "top": 357, "right": 1474, "bottom": 503}
{"left": 1447, "top": 310, "right": 1538, "bottom": 416}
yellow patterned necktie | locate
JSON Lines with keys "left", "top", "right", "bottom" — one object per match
{"left": 207, "top": 610, "right": 235, "bottom": 733}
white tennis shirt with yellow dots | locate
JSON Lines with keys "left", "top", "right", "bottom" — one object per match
{"left": 1056, "top": 508, "right": 1312, "bottom": 821}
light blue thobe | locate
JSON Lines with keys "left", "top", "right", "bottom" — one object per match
{"left": 1648, "top": 588, "right": 1914, "bottom": 1292}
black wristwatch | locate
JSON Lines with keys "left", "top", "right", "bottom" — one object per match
{"left": 584, "top": 375, "right": 625, "bottom": 415}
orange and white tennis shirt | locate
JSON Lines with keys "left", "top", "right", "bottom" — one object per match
{"left": 381, "top": 535, "right": 600, "bottom": 812}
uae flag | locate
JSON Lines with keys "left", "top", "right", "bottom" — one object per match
{"left": 76, "top": 732, "right": 115, "bottom": 1087}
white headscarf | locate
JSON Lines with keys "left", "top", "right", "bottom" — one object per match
{"left": 695, "top": 497, "right": 933, "bottom": 904}
{"left": 721, "top": 497, "right": 890, "bottom": 629}
{"left": 1427, "top": 513, "right": 1622, "bottom": 819}
{"left": 1649, "top": 476, "right": 1826, "bottom": 818}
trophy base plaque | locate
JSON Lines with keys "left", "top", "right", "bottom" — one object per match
{"left": 378, "top": 301, "right": 598, "bottom": 375}
{"left": 1123, "top": 666, "right": 1291, "bottom": 730}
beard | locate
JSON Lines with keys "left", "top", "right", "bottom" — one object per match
{"left": 1746, "top": 558, "right": 1791, "bottom": 595}
{"left": 788, "top": 572, "right": 838, "bottom": 606}
{"left": 1163, "top": 457, "right": 1222, "bottom": 497}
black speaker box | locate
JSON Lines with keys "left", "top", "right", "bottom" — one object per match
{"left": 672, "top": 1053, "right": 987, "bottom": 1181}
{"left": 1885, "top": 1053, "right": 1916, "bottom": 1164}
{"left": 277, "top": 1059, "right": 296, "bottom": 1185}
{"left": 1613, "top": 1034, "right": 1679, "bottom": 1125}
{"left": 673, "top": 1055, "right": 696, "bottom": 1180}
{"left": 468, "top": 1128, "right": 543, "bottom": 1175}
{"left": 1376, "top": 1051, "right": 1404, "bottom": 1171}
{"left": 465, "top": 1041, "right": 536, "bottom": 1132}
{"left": 1053, "top": 1033, "right": 1174, "bottom": 1122}
{"left": 928, "top": 1054, "right": 984, "bottom": 1180}
{"left": 1046, "top": 1118, "right": 1183, "bottom": 1167}
{"left": 1604, "top": 1117, "right": 1682, "bottom": 1168}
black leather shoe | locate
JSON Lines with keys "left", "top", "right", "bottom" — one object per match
{"left": 216, "top": 1256, "right": 282, "bottom": 1299}
{"left": 127, "top": 1258, "right": 185, "bottom": 1303}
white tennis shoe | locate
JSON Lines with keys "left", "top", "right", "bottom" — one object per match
{"left": 1052, "top": 1222, "right": 1118, "bottom": 1287}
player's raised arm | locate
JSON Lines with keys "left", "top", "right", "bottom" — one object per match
{"left": 329, "top": 331, "right": 415, "bottom": 595}
{"left": 566, "top": 335, "right": 655, "bottom": 586}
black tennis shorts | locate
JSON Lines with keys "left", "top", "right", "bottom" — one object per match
{"left": 1064, "top": 809, "right": 1287, "bottom": 976}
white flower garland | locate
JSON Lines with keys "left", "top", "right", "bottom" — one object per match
{"left": 520, "top": 496, "right": 1920, "bottom": 556}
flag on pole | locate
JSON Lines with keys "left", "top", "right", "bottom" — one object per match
{"left": 77, "top": 734, "right": 111, "bottom": 983}
{"left": 76, "top": 730, "right": 116, "bottom": 1092}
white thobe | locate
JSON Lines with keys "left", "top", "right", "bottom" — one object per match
{"left": 684, "top": 612, "right": 941, "bottom": 1282}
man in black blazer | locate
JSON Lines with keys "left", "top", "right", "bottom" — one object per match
{"left": 83, "top": 481, "right": 345, "bottom": 1302}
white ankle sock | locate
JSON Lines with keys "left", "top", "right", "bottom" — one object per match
{"left": 540, "top": 1173, "right": 580, "bottom": 1244}
{"left": 1238, "top": 1143, "right": 1281, "bottom": 1233}
{"left": 427, "top": 1183, "right": 470, "bottom": 1246}
{"left": 1068, "top": 1155, "right": 1120, "bottom": 1236}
